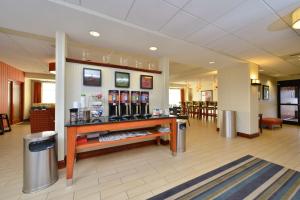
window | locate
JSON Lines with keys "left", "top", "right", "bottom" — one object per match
{"left": 41, "top": 82, "right": 55, "bottom": 103}
{"left": 169, "top": 88, "right": 181, "bottom": 106}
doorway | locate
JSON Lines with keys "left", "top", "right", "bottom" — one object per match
{"left": 277, "top": 80, "right": 300, "bottom": 125}
{"left": 7, "top": 80, "right": 24, "bottom": 124}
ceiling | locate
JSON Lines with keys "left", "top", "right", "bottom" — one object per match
{"left": 0, "top": 0, "right": 300, "bottom": 80}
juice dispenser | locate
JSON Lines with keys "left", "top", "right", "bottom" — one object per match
{"left": 108, "top": 90, "right": 119, "bottom": 117}
{"left": 120, "top": 90, "right": 130, "bottom": 116}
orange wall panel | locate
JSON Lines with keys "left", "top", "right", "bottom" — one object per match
{"left": 0, "top": 61, "right": 24, "bottom": 114}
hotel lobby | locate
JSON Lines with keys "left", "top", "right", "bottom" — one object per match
{"left": 1, "top": 0, "right": 300, "bottom": 200}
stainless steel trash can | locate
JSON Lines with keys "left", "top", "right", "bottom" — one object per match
{"left": 177, "top": 119, "right": 187, "bottom": 152}
{"left": 23, "top": 131, "right": 58, "bottom": 193}
{"left": 221, "top": 110, "right": 237, "bottom": 138}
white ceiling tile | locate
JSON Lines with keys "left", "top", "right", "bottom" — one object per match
{"left": 214, "top": 0, "right": 273, "bottom": 32}
{"left": 126, "top": 0, "right": 179, "bottom": 30}
{"left": 234, "top": 14, "right": 297, "bottom": 47}
{"left": 81, "top": 0, "right": 134, "bottom": 19}
{"left": 186, "top": 24, "right": 228, "bottom": 46}
{"left": 160, "top": 11, "right": 207, "bottom": 39}
{"left": 261, "top": 35, "right": 300, "bottom": 56}
{"left": 64, "top": 0, "right": 81, "bottom": 5}
{"left": 163, "top": 0, "right": 190, "bottom": 8}
{"left": 206, "top": 34, "right": 254, "bottom": 53}
{"left": 183, "top": 0, "right": 245, "bottom": 22}
{"left": 262, "top": 0, "right": 300, "bottom": 11}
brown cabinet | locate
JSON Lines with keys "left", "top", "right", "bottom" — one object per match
{"left": 30, "top": 108, "right": 55, "bottom": 133}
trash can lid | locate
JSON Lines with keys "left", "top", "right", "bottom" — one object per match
{"left": 24, "top": 131, "right": 57, "bottom": 142}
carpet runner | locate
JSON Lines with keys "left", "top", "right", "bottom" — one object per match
{"left": 149, "top": 155, "right": 300, "bottom": 200}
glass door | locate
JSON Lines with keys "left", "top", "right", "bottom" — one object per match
{"left": 279, "top": 86, "right": 299, "bottom": 124}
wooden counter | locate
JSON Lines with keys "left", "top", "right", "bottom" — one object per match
{"left": 65, "top": 115, "right": 177, "bottom": 184}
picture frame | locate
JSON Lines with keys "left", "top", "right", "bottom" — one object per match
{"left": 83, "top": 68, "right": 101, "bottom": 86}
{"left": 201, "top": 90, "right": 213, "bottom": 101}
{"left": 262, "top": 85, "right": 270, "bottom": 100}
{"left": 140, "top": 75, "right": 153, "bottom": 89}
{"left": 115, "top": 72, "right": 130, "bottom": 88}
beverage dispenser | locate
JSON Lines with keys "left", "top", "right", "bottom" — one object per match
{"left": 131, "top": 91, "right": 141, "bottom": 117}
{"left": 108, "top": 90, "right": 119, "bottom": 117}
{"left": 120, "top": 90, "right": 130, "bottom": 116}
{"left": 141, "top": 91, "right": 150, "bottom": 116}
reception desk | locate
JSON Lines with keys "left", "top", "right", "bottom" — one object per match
{"left": 65, "top": 115, "right": 177, "bottom": 184}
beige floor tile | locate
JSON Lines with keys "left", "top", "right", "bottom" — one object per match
{"left": 2, "top": 120, "right": 300, "bottom": 200}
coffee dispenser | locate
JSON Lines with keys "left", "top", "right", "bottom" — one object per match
{"left": 120, "top": 90, "right": 130, "bottom": 116}
{"left": 108, "top": 90, "right": 119, "bottom": 117}
{"left": 131, "top": 91, "right": 141, "bottom": 116}
{"left": 141, "top": 91, "right": 150, "bottom": 116}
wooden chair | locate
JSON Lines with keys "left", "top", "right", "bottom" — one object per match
{"left": 0, "top": 113, "right": 11, "bottom": 135}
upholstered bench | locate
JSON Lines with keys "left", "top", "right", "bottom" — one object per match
{"left": 261, "top": 118, "right": 283, "bottom": 129}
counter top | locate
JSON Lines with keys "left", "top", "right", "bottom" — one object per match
{"left": 65, "top": 115, "right": 176, "bottom": 127}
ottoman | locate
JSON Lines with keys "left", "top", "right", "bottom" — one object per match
{"left": 261, "top": 118, "right": 283, "bottom": 129}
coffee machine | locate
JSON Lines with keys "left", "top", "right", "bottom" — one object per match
{"left": 120, "top": 90, "right": 130, "bottom": 117}
{"left": 108, "top": 90, "right": 119, "bottom": 117}
{"left": 141, "top": 91, "right": 150, "bottom": 116}
{"left": 131, "top": 91, "right": 141, "bottom": 117}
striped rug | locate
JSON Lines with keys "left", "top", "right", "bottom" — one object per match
{"left": 149, "top": 155, "right": 300, "bottom": 200}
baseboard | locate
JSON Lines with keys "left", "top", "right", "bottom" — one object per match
{"left": 58, "top": 156, "right": 66, "bottom": 169}
{"left": 237, "top": 132, "right": 259, "bottom": 139}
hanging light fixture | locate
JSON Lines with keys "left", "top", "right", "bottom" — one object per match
{"left": 292, "top": 8, "right": 300, "bottom": 29}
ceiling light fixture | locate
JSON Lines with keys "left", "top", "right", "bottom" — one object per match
{"left": 209, "top": 61, "right": 215, "bottom": 64}
{"left": 149, "top": 46, "right": 158, "bottom": 51}
{"left": 89, "top": 31, "right": 100, "bottom": 37}
{"left": 292, "top": 8, "right": 300, "bottom": 29}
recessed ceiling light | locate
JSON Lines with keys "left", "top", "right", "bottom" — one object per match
{"left": 89, "top": 31, "right": 100, "bottom": 37}
{"left": 209, "top": 61, "right": 215, "bottom": 64}
{"left": 149, "top": 46, "right": 158, "bottom": 51}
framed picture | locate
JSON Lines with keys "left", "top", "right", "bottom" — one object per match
{"left": 140, "top": 75, "right": 153, "bottom": 89}
{"left": 262, "top": 85, "right": 269, "bottom": 100}
{"left": 83, "top": 68, "right": 101, "bottom": 86}
{"left": 201, "top": 90, "right": 213, "bottom": 101}
{"left": 115, "top": 72, "right": 130, "bottom": 88}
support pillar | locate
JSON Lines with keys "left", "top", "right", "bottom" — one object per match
{"left": 55, "top": 31, "right": 67, "bottom": 161}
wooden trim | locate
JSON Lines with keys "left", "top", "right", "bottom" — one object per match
{"left": 58, "top": 139, "right": 169, "bottom": 168}
{"left": 66, "top": 58, "right": 162, "bottom": 74}
{"left": 58, "top": 159, "right": 66, "bottom": 169}
{"left": 49, "top": 62, "right": 55, "bottom": 72}
{"left": 237, "top": 132, "right": 259, "bottom": 139}
{"left": 76, "top": 131, "right": 169, "bottom": 151}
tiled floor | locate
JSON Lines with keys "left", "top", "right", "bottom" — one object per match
{"left": 1, "top": 119, "right": 300, "bottom": 200}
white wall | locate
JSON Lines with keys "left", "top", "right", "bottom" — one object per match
{"left": 259, "top": 74, "right": 277, "bottom": 117}
{"left": 65, "top": 62, "right": 164, "bottom": 120}
{"left": 189, "top": 75, "right": 218, "bottom": 101}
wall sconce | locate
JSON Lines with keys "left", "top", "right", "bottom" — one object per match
{"left": 49, "top": 62, "right": 56, "bottom": 74}
{"left": 251, "top": 79, "right": 261, "bottom": 86}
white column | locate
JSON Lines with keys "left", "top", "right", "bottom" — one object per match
{"left": 159, "top": 57, "right": 170, "bottom": 111}
{"left": 217, "top": 63, "right": 259, "bottom": 135}
{"left": 55, "top": 31, "right": 67, "bottom": 161}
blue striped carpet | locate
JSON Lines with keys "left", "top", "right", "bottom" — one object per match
{"left": 149, "top": 155, "right": 300, "bottom": 200}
